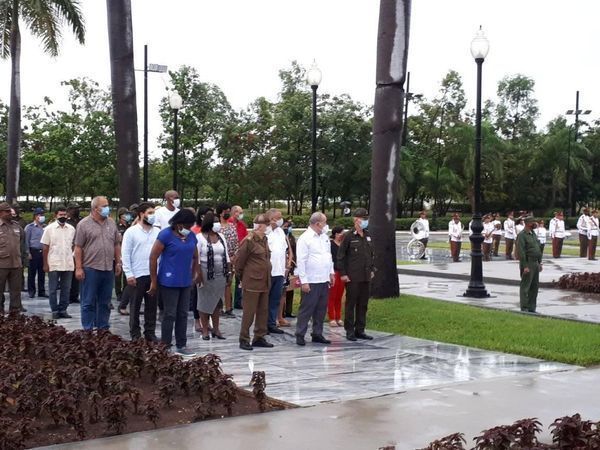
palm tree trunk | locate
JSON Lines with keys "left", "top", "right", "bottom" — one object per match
{"left": 369, "top": 0, "right": 411, "bottom": 298}
{"left": 106, "top": 0, "right": 140, "bottom": 207}
{"left": 6, "top": 2, "right": 21, "bottom": 204}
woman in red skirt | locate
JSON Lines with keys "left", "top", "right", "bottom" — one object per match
{"left": 328, "top": 226, "right": 346, "bottom": 326}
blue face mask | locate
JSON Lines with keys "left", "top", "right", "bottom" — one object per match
{"left": 286, "top": 227, "right": 293, "bottom": 235}
{"left": 180, "top": 227, "right": 191, "bottom": 237}
{"left": 100, "top": 206, "right": 110, "bottom": 218}
{"left": 360, "top": 219, "right": 369, "bottom": 229}
{"left": 124, "top": 213, "right": 133, "bottom": 223}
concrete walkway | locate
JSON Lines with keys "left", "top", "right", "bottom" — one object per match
{"left": 44, "top": 367, "right": 600, "bottom": 450}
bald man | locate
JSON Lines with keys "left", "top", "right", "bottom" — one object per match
{"left": 154, "top": 190, "right": 181, "bottom": 230}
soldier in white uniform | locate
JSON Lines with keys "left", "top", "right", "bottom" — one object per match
{"left": 587, "top": 209, "right": 599, "bottom": 260}
{"left": 535, "top": 219, "right": 547, "bottom": 254}
{"left": 448, "top": 213, "right": 463, "bottom": 262}
{"left": 503, "top": 211, "right": 516, "bottom": 260}
{"left": 577, "top": 208, "right": 591, "bottom": 258}
{"left": 417, "top": 211, "right": 430, "bottom": 260}
{"left": 549, "top": 211, "right": 566, "bottom": 258}
{"left": 491, "top": 213, "right": 503, "bottom": 257}
{"left": 482, "top": 215, "right": 495, "bottom": 261}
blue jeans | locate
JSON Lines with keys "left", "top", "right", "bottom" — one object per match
{"left": 48, "top": 271, "right": 73, "bottom": 313}
{"left": 80, "top": 268, "right": 114, "bottom": 330}
{"left": 267, "top": 275, "right": 285, "bottom": 328}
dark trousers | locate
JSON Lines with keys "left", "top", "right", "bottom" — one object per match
{"left": 284, "top": 289, "right": 294, "bottom": 316}
{"left": 492, "top": 235, "right": 501, "bottom": 256}
{"left": 129, "top": 276, "right": 157, "bottom": 340}
{"left": 344, "top": 281, "right": 370, "bottom": 334}
{"left": 267, "top": 275, "right": 285, "bottom": 328}
{"left": 115, "top": 271, "right": 133, "bottom": 309}
{"left": 505, "top": 238, "right": 514, "bottom": 259}
{"left": 28, "top": 248, "right": 45, "bottom": 295}
{"left": 579, "top": 234, "right": 589, "bottom": 257}
{"left": 189, "top": 284, "right": 199, "bottom": 320}
{"left": 48, "top": 271, "right": 72, "bottom": 313}
{"left": 552, "top": 237, "right": 564, "bottom": 258}
{"left": 450, "top": 240, "right": 462, "bottom": 262}
{"left": 239, "top": 290, "right": 268, "bottom": 343}
{"left": 588, "top": 235, "right": 598, "bottom": 260}
{"left": 295, "top": 282, "right": 329, "bottom": 338}
{"left": 482, "top": 242, "right": 492, "bottom": 261}
{"left": 160, "top": 285, "right": 191, "bottom": 348}
{"left": 233, "top": 275, "right": 243, "bottom": 309}
{"left": 0, "top": 267, "right": 22, "bottom": 312}
{"left": 519, "top": 263, "right": 540, "bottom": 312}
{"left": 69, "top": 276, "right": 80, "bottom": 303}
{"left": 419, "top": 238, "right": 428, "bottom": 259}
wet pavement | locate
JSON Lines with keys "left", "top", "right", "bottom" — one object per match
{"left": 22, "top": 295, "right": 573, "bottom": 410}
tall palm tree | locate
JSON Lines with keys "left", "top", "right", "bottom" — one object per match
{"left": 369, "top": 0, "right": 411, "bottom": 298}
{"left": 106, "top": 0, "right": 139, "bottom": 207}
{"left": 1, "top": 0, "right": 85, "bottom": 204}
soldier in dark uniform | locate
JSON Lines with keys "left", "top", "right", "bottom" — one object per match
{"left": 115, "top": 207, "right": 134, "bottom": 314}
{"left": 517, "top": 216, "right": 543, "bottom": 313}
{"left": 337, "top": 208, "right": 375, "bottom": 341}
{"left": 66, "top": 202, "right": 82, "bottom": 303}
{"left": 11, "top": 203, "right": 27, "bottom": 291}
{"left": 0, "top": 202, "right": 27, "bottom": 313}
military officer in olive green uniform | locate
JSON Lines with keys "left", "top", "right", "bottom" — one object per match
{"left": 337, "top": 208, "right": 375, "bottom": 341}
{"left": 517, "top": 216, "right": 543, "bottom": 313}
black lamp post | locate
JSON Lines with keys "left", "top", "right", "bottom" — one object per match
{"left": 307, "top": 60, "right": 322, "bottom": 213}
{"left": 565, "top": 91, "right": 591, "bottom": 217}
{"left": 464, "top": 26, "right": 490, "bottom": 299}
{"left": 169, "top": 92, "right": 182, "bottom": 191}
{"left": 401, "top": 72, "right": 423, "bottom": 147}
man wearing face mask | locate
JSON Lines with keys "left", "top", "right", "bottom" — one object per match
{"left": 122, "top": 202, "right": 160, "bottom": 341}
{"left": 517, "top": 216, "right": 543, "bottom": 313}
{"left": 41, "top": 205, "right": 75, "bottom": 319}
{"left": 337, "top": 208, "right": 375, "bottom": 341}
{"left": 228, "top": 205, "right": 248, "bottom": 310}
{"left": 74, "top": 196, "right": 122, "bottom": 330}
{"left": 295, "top": 212, "right": 335, "bottom": 346}
{"left": 266, "top": 208, "right": 291, "bottom": 335}
{"left": 216, "top": 203, "right": 237, "bottom": 317}
{"left": 25, "top": 207, "right": 48, "bottom": 298}
{"left": 66, "top": 202, "right": 82, "bottom": 304}
{"left": 154, "top": 190, "right": 181, "bottom": 230}
{"left": 235, "top": 214, "right": 273, "bottom": 350}
{"left": 0, "top": 202, "right": 27, "bottom": 313}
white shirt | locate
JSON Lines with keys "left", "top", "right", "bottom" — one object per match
{"left": 296, "top": 227, "right": 333, "bottom": 284}
{"left": 578, "top": 214, "right": 590, "bottom": 235}
{"left": 417, "top": 218, "right": 430, "bottom": 239}
{"left": 549, "top": 218, "right": 566, "bottom": 239}
{"left": 535, "top": 226, "right": 548, "bottom": 244}
{"left": 267, "top": 226, "right": 288, "bottom": 277}
{"left": 483, "top": 222, "right": 495, "bottom": 244}
{"left": 492, "top": 219, "right": 503, "bottom": 236}
{"left": 504, "top": 218, "right": 516, "bottom": 239}
{"left": 196, "top": 232, "right": 230, "bottom": 266}
{"left": 588, "top": 216, "right": 599, "bottom": 237}
{"left": 154, "top": 206, "right": 179, "bottom": 230}
{"left": 516, "top": 224, "right": 525, "bottom": 236}
{"left": 468, "top": 220, "right": 473, "bottom": 236}
{"left": 40, "top": 221, "right": 76, "bottom": 272}
{"left": 121, "top": 223, "right": 160, "bottom": 278}
{"left": 448, "top": 220, "right": 463, "bottom": 242}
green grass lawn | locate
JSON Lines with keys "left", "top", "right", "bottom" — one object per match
{"left": 425, "top": 240, "right": 581, "bottom": 257}
{"left": 366, "top": 295, "right": 600, "bottom": 366}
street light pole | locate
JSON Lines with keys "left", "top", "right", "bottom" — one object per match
{"left": 169, "top": 92, "right": 183, "bottom": 191}
{"left": 465, "top": 26, "right": 489, "bottom": 299}
{"left": 565, "top": 91, "right": 591, "bottom": 217}
{"left": 307, "top": 61, "right": 322, "bottom": 213}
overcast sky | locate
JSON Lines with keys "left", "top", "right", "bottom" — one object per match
{"left": 1, "top": 0, "right": 599, "bottom": 158}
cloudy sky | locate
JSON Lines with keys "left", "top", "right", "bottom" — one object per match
{"left": 1, "top": 0, "right": 599, "bottom": 157}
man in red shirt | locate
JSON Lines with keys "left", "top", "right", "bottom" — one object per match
{"left": 228, "top": 205, "right": 248, "bottom": 309}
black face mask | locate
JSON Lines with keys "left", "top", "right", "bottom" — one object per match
{"left": 57, "top": 217, "right": 68, "bottom": 224}
{"left": 223, "top": 213, "right": 231, "bottom": 220}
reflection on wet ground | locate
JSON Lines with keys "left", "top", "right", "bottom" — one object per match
{"left": 21, "top": 296, "right": 574, "bottom": 407}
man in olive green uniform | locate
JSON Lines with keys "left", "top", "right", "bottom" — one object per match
{"left": 0, "top": 202, "right": 27, "bottom": 313}
{"left": 337, "top": 208, "right": 375, "bottom": 341}
{"left": 517, "top": 216, "right": 543, "bottom": 313}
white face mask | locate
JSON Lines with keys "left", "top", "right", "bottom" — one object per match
{"left": 212, "top": 222, "right": 222, "bottom": 233}
{"left": 172, "top": 198, "right": 181, "bottom": 208}
{"left": 322, "top": 224, "right": 329, "bottom": 235}
{"left": 275, "top": 218, "right": 284, "bottom": 228}
{"left": 38, "top": 216, "right": 46, "bottom": 224}
{"left": 265, "top": 226, "right": 272, "bottom": 235}
{"left": 238, "top": 213, "right": 244, "bottom": 220}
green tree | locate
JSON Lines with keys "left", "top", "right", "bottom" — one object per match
{"left": 1, "top": 0, "right": 85, "bottom": 203}
{"left": 495, "top": 74, "right": 539, "bottom": 141}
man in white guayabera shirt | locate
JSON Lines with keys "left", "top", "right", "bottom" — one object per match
{"left": 549, "top": 210, "right": 566, "bottom": 258}
{"left": 122, "top": 202, "right": 160, "bottom": 341}
{"left": 294, "top": 212, "right": 335, "bottom": 347}
{"left": 503, "top": 211, "right": 516, "bottom": 260}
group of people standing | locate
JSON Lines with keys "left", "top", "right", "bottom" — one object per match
{"left": 1, "top": 192, "right": 377, "bottom": 356}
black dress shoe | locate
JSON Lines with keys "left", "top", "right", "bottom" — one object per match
{"left": 20, "top": 307, "right": 27, "bottom": 313}
{"left": 252, "top": 338, "right": 274, "bottom": 348}
{"left": 58, "top": 312, "right": 72, "bottom": 319}
{"left": 285, "top": 313, "right": 296, "bottom": 318}
{"left": 296, "top": 335, "right": 305, "bottom": 346}
{"left": 39, "top": 293, "right": 49, "bottom": 298}
{"left": 145, "top": 335, "right": 159, "bottom": 343}
{"left": 211, "top": 332, "right": 226, "bottom": 340}
{"left": 312, "top": 334, "right": 331, "bottom": 344}
{"left": 52, "top": 312, "right": 60, "bottom": 320}
{"left": 346, "top": 333, "right": 357, "bottom": 342}
{"left": 268, "top": 326, "right": 284, "bottom": 334}
{"left": 355, "top": 332, "right": 373, "bottom": 340}
{"left": 28, "top": 293, "right": 35, "bottom": 299}
{"left": 239, "top": 341, "right": 253, "bottom": 351}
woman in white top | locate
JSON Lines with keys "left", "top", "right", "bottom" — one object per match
{"left": 196, "top": 212, "right": 230, "bottom": 340}
{"left": 482, "top": 215, "right": 495, "bottom": 261}
{"left": 535, "top": 220, "right": 547, "bottom": 254}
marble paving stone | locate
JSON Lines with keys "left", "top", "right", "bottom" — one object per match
{"left": 20, "top": 295, "right": 575, "bottom": 407}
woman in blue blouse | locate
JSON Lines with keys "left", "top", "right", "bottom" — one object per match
{"left": 149, "top": 209, "right": 200, "bottom": 356}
